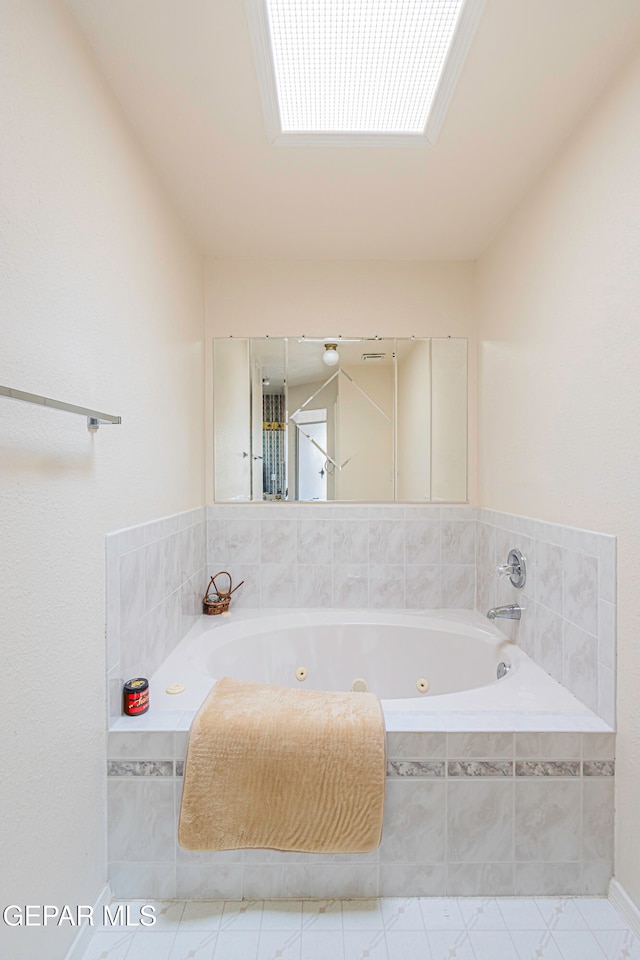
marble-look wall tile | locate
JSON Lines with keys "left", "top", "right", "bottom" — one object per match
{"left": 515, "top": 761, "right": 580, "bottom": 777}
{"left": 404, "top": 520, "right": 440, "bottom": 565}
{"left": 563, "top": 550, "right": 598, "bottom": 635}
{"left": 446, "top": 863, "right": 514, "bottom": 897}
{"left": 379, "top": 864, "right": 445, "bottom": 897}
{"left": 225, "top": 517, "right": 261, "bottom": 563}
{"left": 404, "top": 565, "right": 441, "bottom": 608}
{"left": 598, "top": 600, "right": 616, "bottom": 671}
{"left": 562, "top": 621, "right": 598, "bottom": 714}
{"left": 446, "top": 781, "right": 513, "bottom": 863}
{"left": 535, "top": 541, "right": 563, "bottom": 615}
{"left": 369, "top": 519, "right": 404, "bottom": 565}
{"left": 119, "top": 548, "right": 145, "bottom": 632}
{"left": 109, "top": 861, "right": 176, "bottom": 900}
{"left": 534, "top": 603, "right": 563, "bottom": 682}
{"left": 514, "top": 780, "right": 581, "bottom": 862}
{"left": 448, "top": 760, "right": 513, "bottom": 777}
{"left": 260, "top": 563, "right": 296, "bottom": 607}
{"left": 598, "top": 665, "right": 616, "bottom": 729}
{"left": 583, "top": 760, "right": 615, "bottom": 777}
{"left": 260, "top": 516, "right": 296, "bottom": 563}
{"left": 581, "top": 861, "right": 613, "bottom": 896}
{"left": 380, "top": 780, "right": 446, "bottom": 863}
{"left": 369, "top": 564, "right": 405, "bottom": 608}
{"left": 295, "top": 565, "right": 332, "bottom": 607}
{"left": 176, "top": 864, "right": 243, "bottom": 900}
{"left": 332, "top": 564, "right": 369, "bottom": 608}
{"left": 386, "top": 732, "right": 446, "bottom": 759}
{"left": 332, "top": 520, "right": 368, "bottom": 565}
{"left": 598, "top": 536, "right": 617, "bottom": 604}
{"left": 296, "top": 520, "right": 332, "bottom": 564}
{"left": 582, "top": 733, "right": 615, "bottom": 760}
{"left": 440, "top": 565, "right": 475, "bottom": 608}
{"left": 513, "top": 862, "right": 581, "bottom": 897}
{"left": 447, "top": 732, "right": 513, "bottom": 759}
{"left": 515, "top": 733, "right": 581, "bottom": 759}
{"left": 441, "top": 521, "right": 475, "bottom": 565}
{"left": 582, "top": 779, "right": 615, "bottom": 862}
{"left": 108, "top": 778, "right": 175, "bottom": 862}
{"left": 387, "top": 761, "right": 445, "bottom": 778}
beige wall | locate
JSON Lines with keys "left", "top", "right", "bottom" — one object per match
{"left": 0, "top": 3, "right": 204, "bottom": 958}
{"left": 205, "top": 259, "right": 476, "bottom": 502}
{"left": 477, "top": 44, "right": 640, "bottom": 907}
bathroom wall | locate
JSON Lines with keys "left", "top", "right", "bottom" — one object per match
{"left": 0, "top": 3, "right": 205, "bottom": 959}
{"left": 476, "top": 43, "right": 640, "bottom": 908}
{"left": 204, "top": 259, "right": 477, "bottom": 503}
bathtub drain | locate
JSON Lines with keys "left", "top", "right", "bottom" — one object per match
{"left": 350, "top": 678, "right": 368, "bottom": 693}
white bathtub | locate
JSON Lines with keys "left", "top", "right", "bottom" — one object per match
{"left": 148, "top": 608, "right": 607, "bottom": 732}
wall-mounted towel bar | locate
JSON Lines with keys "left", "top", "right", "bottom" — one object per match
{"left": 0, "top": 385, "right": 121, "bottom": 431}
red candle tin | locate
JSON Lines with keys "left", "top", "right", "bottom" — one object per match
{"left": 123, "top": 678, "right": 149, "bottom": 716}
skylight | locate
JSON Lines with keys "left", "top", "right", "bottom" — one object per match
{"left": 246, "top": 0, "right": 485, "bottom": 146}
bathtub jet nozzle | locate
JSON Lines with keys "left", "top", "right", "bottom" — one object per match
{"left": 487, "top": 604, "right": 522, "bottom": 620}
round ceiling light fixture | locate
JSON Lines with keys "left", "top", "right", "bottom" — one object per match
{"left": 323, "top": 343, "right": 339, "bottom": 367}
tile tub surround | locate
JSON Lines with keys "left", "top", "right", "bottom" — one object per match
{"left": 476, "top": 508, "right": 617, "bottom": 727}
{"left": 106, "top": 509, "right": 208, "bottom": 724}
{"left": 106, "top": 730, "right": 615, "bottom": 900}
{"left": 206, "top": 503, "right": 476, "bottom": 611}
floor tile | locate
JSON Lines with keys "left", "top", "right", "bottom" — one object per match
{"left": 213, "top": 930, "right": 260, "bottom": 960}
{"left": 535, "top": 899, "right": 590, "bottom": 930}
{"left": 459, "top": 897, "right": 507, "bottom": 930}
{"left": 80, "top": 931, "right": 136, "bottom": 960}
{"left": 419, "top": 897, "right": 465, "bottom": 930}
{"left": 169, "top": 931, "right": 217, "bottom": 960}
{"left": 219, "top": 901, "right": 263, "bottom": 931}
{"left": 180, "top": 900, "right": 224, "bottom": 931}
{"left": 575, "top": 897, "right": 631, "bottom": 930}
{"left": 341, "top": 899, "right": 384, "bottom": 930}
{"left": 343, "top": 930, "right": 389, "bottom": 959}
{"left": 385, "top": 930, "right": 432, "bottom": 960}
{"left": 301, "top": 900, "right": 343, "bottom": 931}
{"left": 261, "top": 900, "right": 304, "bottom": 931}
{"left": 299, "top": 930, "right": 344, "bottom": 959}
{"left": 593, "top": 929, "right": 640, "bottom": 960}
{"left": 427, "top": 930, "right": 476, "bottom": 960}
{"left": 551, "top": 929, "right": 607, "bottom": 960}
{"left": 381, "top": 898, "right": 426, "bottom": 931}
{"left": 130, "top": 931, "right": 178, "bottom": 959}
{"left": 468, "top": 930, "right": 518, "bottom": 960}
{"left": 510, "top": 930, "right": 563, "bottom": 960}
{"left": 497, "top": 898, "right": 547, "bottom": 930}
{"left": 256, "top": 930, "right": 302, "bottom": 959}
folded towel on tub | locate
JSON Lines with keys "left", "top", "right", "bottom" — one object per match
{"left": 178, "top": 676, "right": 386, "bottom": 853}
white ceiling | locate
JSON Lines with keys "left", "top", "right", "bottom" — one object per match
{"left": 66, "top": 0, "right": 640, "bottom": 260}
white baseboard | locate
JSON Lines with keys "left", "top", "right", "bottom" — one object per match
{"left": 609, "top": 878, "right": 640, "bottom": 939}
{"left": 63, "top": 883, "right": 111, "bottom": 960}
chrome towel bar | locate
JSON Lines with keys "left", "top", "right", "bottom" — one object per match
{"left": 0, "top": 384, "right": 121, "bottom": 431}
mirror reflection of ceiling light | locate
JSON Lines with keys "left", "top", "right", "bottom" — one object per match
{"left": 323, "top": 343, "right": 340, "bottom": 367}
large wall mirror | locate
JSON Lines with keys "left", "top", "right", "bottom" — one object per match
{"left": 213, "top": 337, "right": 467, "bottom": 502}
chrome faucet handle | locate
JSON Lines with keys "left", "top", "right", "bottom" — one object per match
{"left": 495, "top": 549, "right": 526, "bottom": 589}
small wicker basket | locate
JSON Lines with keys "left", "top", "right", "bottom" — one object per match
{"left": 203, "top": 571, "right": 244, "bottom": 615}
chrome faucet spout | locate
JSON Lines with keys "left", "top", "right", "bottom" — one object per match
{"left": 487, "top": 604, "right": 522, "bottom": 620}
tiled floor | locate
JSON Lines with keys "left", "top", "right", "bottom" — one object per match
{"left": 79, "top": 897, "right": 640, "bottom": 960}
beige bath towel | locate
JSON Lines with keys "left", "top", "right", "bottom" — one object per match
{"left": 178, "top": 676, "right": 386, "bottom": 853}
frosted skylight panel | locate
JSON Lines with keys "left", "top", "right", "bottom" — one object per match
{"left": 265, "top": 0, "right": 465, "bottom": 134}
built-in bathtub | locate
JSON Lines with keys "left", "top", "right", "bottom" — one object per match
{"left": 107, "top": 609, "right": 615, "bottom": 900}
